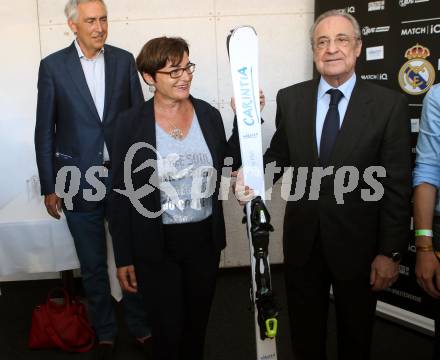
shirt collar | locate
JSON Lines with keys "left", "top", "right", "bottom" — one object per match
{"left": 318, "top": 72, "right": 357, "bottom": 101}
{"left": 74, "top": 39, "right": 104, "bottom": 60}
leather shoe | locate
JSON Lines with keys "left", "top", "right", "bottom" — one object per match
{"left": 92, "top": 342, "right": 115, "bottom": 360}
{"left": 134, "top": 336, "right": 153, "bottom": 359}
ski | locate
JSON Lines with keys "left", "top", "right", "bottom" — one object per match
{"left": 227, "top": 25, "right": 278, "bottom": 360}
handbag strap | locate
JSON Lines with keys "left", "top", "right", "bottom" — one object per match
{"left": 46, "top": 288, "right": 71, "bottom": 312}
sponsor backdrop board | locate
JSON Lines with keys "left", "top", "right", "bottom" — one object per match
{"left": 315, "top": 0, "right": 440, "bottom": 330}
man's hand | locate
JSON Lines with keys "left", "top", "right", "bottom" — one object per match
{"left": 231, "top": 89, "right": 266, "bottom": 114}
{"left": 370, "top": 254, "right": 399, "bottom": 291}
{"left": 117, "top": 265, "right": 138, "bottom": 293}
{"left": 232, "top": 168, "right": 255, "bottom": 206}
{"left": 44, "top": 193, "right": 62, "bottom": 219}
{"left": 415, "top": 251, "right": 440, "bottom": 299}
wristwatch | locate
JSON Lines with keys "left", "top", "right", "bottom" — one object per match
{"left": 383, "top": 251, "right": 402, "bottom": 263}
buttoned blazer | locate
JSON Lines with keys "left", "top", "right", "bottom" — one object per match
{"left": 109, "top": 97, "right": 240, "bottom": 267}
{"left": 35, "top": 41, "right": 144, "bottom": 211}
{"left": 264, "top": 78, "right": 412, "bottom": 278}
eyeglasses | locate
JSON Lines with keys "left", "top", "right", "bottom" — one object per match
{"left": 156, "top": 63, "right": 196, "bottom": 78}
{"left": 314, "top": 35, "right": 359, "bottom": 50}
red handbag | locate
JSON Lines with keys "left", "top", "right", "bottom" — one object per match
{"left": 28, "top": 288, "right": 96, "bottom": 352}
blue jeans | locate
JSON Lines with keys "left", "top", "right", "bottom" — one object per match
{"left": 64, "top": 176, "right": 150, "bottom": 341}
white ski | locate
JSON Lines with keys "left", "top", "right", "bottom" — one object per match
{"left": 227, "top": 25, "right": 278, "bottom": 360}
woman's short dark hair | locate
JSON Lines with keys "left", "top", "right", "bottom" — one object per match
{"left": 136, "top": 37, "right": 189, "bottom": 80}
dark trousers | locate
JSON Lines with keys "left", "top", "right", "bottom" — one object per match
{"left": 135, "top": 217, "right": 220, "bottom": 360}
{"left": 434, "top": 306, "right": 440, "bottom": 360}
{"left": 284, "top": 239, "right": 377, "bottom": 360}
{"left": 65, "top": 175, "right": 149, "bottom": 341}
{"left": 424, "top": 294, "right": 440, "bottom": 360}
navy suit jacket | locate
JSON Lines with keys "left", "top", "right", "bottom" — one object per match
{"left": 264, "top": 79, "right": 412, "bottom": 279}
{"left": 35, "top": 41, "right": 144, "bottom": 211}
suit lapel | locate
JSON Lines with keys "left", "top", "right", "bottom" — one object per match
{"left": 295, "top": 80, "right": 319, "bottom": 165}
{"left": 191, "top": 97, "right": 218, "bottom": 168}
{"left": 331, "top": 80, "right": 372, "bottom": 165}
{"left": 140, "top": 100, "right": 161, "bottom": 208}
{"left": 142, "top": 99, "right": 157, "bottom": 150}
{"left": 65, "top": 42, "right": 101, "bottom": 123}
{"left": 103, "top": 45, "right": 115, "bottom": 122}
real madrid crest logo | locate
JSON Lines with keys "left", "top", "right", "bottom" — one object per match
{"left": 399, "top": 44, "right": 435, "bottom": 95}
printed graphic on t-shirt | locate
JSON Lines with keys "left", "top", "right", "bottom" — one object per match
{"left": 158, "top": 152, "right": 214, "bottom": 224}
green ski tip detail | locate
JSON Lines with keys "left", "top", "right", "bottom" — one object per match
{"left": 265, "top": 318, "right": 278, "bottom": 338}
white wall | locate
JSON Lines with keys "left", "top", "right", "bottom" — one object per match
{"left": 0, "top": 0, "right": 314, "bottom": 271}
{"left": 0, "top": 2, "right": 41, "bottom": 206}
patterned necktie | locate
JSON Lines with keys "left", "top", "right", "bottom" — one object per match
{"left": 319, "top": 89, "right": 344, "bottom": 166}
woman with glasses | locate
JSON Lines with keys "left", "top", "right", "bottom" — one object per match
{"left": 109, "top": 36, "right": 241, "bottom": 360}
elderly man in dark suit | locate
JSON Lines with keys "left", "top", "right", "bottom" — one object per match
{"left": 262, "top": 9, "right": 411, "bottom": 360}
{"left": 34, "top": 1, "right": 149, "bottom": 358}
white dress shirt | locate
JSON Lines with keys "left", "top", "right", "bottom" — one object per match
{"left": 74, "top": 39, "right": 109, "bottom": 161}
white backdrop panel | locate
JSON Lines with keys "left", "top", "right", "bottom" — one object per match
{"left": 219, "top": 103, "right": 284, "bottom": 267}
{"left": 38, "top": 0, "right": 215, "bottom": 25}
{"left": 218, "top": 102, "right": 235, "bottom": 140}
{"left": 106, "top": 18, "right": 219, "bottom": 103}
{"left": 260, "top": 101, "right": 277, "bottom": 151}
{"left": 39, "top": 24, "right": 74, "bottom": 57}
{"left": 222, "top": 185, "right": 286, "bottom": 267}
{"left": 215, "top": 0, "right": 313, "bottom": 16}
{"left": 107, "top": 0, "right": 215, "bottom": 22}
{"left": 216, "top": 14, "right": 314, "bottom": 105}
{"left": 0, "top": 1, "right": 41, "bottom": 207}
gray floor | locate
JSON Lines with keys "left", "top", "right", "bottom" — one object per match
{"left": 0, "top": 267, "right": 434, "bottom": 359}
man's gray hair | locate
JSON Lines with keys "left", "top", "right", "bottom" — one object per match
{"left": 309, "top": 9, "right": 361, "bottom": 46}
{"left": 64, "top": 0, "right": 107, "bottom": 21}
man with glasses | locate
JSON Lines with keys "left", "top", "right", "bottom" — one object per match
{"left": 263, "top": 9, "right": 411, "bottom": 359}
{"left": 34, "top": 1, "right": 150, "bottom": 359}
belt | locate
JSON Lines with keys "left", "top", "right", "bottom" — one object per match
{"left": 102, "top": 161, "right": 111, "bottom": 170}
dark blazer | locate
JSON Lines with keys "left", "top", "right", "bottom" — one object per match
{"left": 35, "top": 41, "right": 144, "bottom": 211}
{"left": 110, "top": 97, "right": 240, "bottom": 267}
{"left": 264, "top": 78, "right": 412, "bottom": 278}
